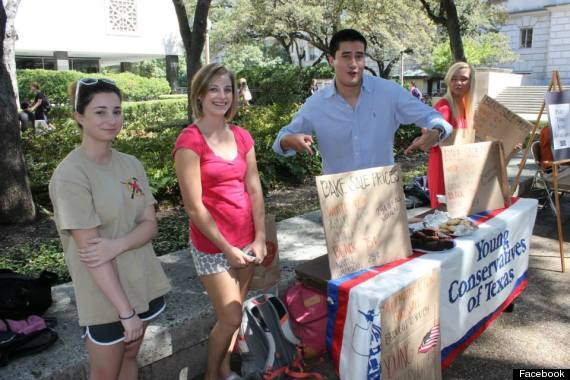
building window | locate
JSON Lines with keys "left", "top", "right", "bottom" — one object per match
{"left": 70, "top": 59, "right": 100, "bottom": 73}
{"left": 520, "top": 28, "right": 533, "bottom": 48}
{"left": 108, "top": 0, "right": 138, "bottom": 34}
{"left": 16, "top": 56, "right": 56, "bottom": 70}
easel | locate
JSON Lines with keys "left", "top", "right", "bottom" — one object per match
{"left": 510, "top": 71, "right": 568, "bottom": 272}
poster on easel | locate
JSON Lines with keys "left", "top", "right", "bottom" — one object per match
{"left": 316, "top": 165, "right": 412, "bottom": 279}
{"left": 474, "top": 96, "right": 533, "bottom": 162}
{"left": 545, "top": 90, "right": 570, "bottom": 161}
{"left": 442, "top": 141, "right": 511, "bottom": 218}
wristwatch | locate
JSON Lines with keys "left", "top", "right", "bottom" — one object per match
{"left": 433, "top": 125, "right": 446, "bottom": 142}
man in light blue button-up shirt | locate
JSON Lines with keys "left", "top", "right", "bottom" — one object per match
{"left": 272, "top": 29, "right": 452, "bottom": 175}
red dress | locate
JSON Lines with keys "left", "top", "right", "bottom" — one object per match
{"left": 427, "top": 99, "right": 467, "bottom": 209}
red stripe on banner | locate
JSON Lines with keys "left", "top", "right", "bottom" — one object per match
{"left": 473, "top": 197, "right": 519, "bottom": 225}
{"left": 441, "top": 277, "right": 528, "bottom": 368}
{"left": 331, "top": 252, "right": 425, "bottom": 369}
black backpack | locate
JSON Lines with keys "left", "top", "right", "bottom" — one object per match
{"left": 0, "top": 269, "right": 58, "bottom": 320}
{"left": 0, "top": 328, "right": 59, "bottom": 367}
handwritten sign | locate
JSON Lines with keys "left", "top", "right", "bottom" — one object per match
{"left": 381, "top": 268, "right": 441, "bottom": 380}
{"left": 474, "top": 95, "right": 533, "bottom": 162}
{"left": 442, "top": 141, "right": 511, "bottom": 218}
{"left": 545, "top": 90, "right": 570, "bottom": 161}
{"left": 316, "top": 165, "right": 412, "bottom": 279}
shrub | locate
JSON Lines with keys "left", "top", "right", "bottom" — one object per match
{"left": 17, "top": 69, "right": 171, "bottom": 106}
{"left": 235, "top": 104, "right": 322, "bottom": 191}
{"left": 236, "top": 64, "right": 333, "bottom": 106}
{"left": 24, "top": 98, "right": 188, "bottom": 203}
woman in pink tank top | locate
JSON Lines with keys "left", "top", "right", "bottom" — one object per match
{"left": 173, "top": 64, "right": 266, "bottom": 380}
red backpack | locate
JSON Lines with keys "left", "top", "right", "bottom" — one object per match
{"left": 285, "top": 283, "right": 328, "bottom": 358}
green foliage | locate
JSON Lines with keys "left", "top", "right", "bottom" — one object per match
{"left": 235, "top": 104, "right": 322, "bottom": 191}
{"left": 221, "top": 44, "right": 282, "bottom": 74}
{"left": 24, "top": 99, "right": 320, "bottom": 208}
{"left": 24, "top": 99, "right": 188, "bottom": 203}
{"left": 131, "top": 58, "right": 167, "bottom": 79}
{"left": 425, "top": 34, "right": 518, "bottom": 77}
{"left": 1, "top": 240, "right": 70, "bottom": 283}
{"left": 17, "top": 69, "right": 171, "bottom": 105}
{"left": 237, "top": 64, "right": 333, "bottom": 105}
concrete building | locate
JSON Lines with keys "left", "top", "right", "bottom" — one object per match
{"left": 14, "top": 0, "right": 183, "bottom": 73}
{"left": 498, "top": 0, "right": 570, "bottom": 85}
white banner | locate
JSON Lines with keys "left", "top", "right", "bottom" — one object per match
{"left": 327, "top": 198, "right": 538, "bottom": 379}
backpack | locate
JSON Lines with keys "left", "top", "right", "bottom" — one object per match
{"left": 0, "top": 327, "right": 58, "bottom": 367}
{"left": 403, "top": 176, "right": 430, "bottom": 209}
{"left": 0, "top": 269, "right": 58, "bottom": 320}
{"left": 237, "top": 294, "right": 324, "bottom": 380}
{"left": 284, "top": 284, "right": 328, "bottom": 358}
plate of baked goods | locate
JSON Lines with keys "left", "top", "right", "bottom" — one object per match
{"left": 410, "top": 228, "right": 456, "bottom": 252}
{"left": 417, "top": 211, "right": 478, "bottom": 238}
{"left": 438, "top": 217, "right": 478, "bottom": 237}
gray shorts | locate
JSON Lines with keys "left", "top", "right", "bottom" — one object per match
{"left": 189, "top": 241, "right": 251, "bottom": 276}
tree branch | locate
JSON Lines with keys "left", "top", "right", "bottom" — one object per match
{"left": 419, "top": 0, "right": 446, "bottom": 24}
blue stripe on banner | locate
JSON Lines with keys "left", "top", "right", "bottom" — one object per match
{"left": 326, "top": 280, "right": 340, "bottom": 352}
{"left": 326, "top": 268, "right": 372, "bottom": 352}
{"left": 469, "top": 209, "right": 492, "bottom": 222}
{"left": 441, "top": 271, "right": 528, "bottom": 360}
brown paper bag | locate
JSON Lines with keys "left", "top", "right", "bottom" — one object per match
{"left": 442, "top": 141, "right": 511, "bottom": 218}
{"left": 440, "top": 127, "right": 476, "bottom": 147}
{"left": 250, "top": 214, "right": 280, "bottom": 290}
{"left": 316, "top": 165, "right": 412, "bottom": 279}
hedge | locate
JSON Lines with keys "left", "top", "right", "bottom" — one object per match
{"left": 24, "top": 98, "right": 188, "bottom": 202}
{"left": 237, "top": 63, "right": 334, "bottom": 106}
{"left": 17, "top": 69, "right": 171, "bottom": 105}
{"left": 23, "top": 100, "right": 320, "bottom": 210}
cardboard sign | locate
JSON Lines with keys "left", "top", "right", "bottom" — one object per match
{"left": 316, "top": 165, "right": 412, "bottom": 279}
{"left": 442, "top": 141, "right": 511, "bottom": 218}
{"left": 380, "top": 268, "right": 441, "bottom": 380}
{"left": 545, "top": 90, "right": 570, "bottom": 161}
{"left": 474, "top": 95, "right": 533, "bottom": 162}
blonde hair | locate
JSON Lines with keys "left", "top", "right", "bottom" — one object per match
{"left": 190, "top": 63, "right": 238, "bottom": 121}
{"left": 443, "top": 62, "right": 476, "bottom": 128}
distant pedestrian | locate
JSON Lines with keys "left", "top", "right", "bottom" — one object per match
{"left": 238, "top": 77, "right": 252, "bottom": 107}
{"left": 310, "top": 78, "right": 319, "bottom": 95}
{"left": 18, "top": 101, "right": 35, "bottom": 133}
{"left": 29, "top": 82, "right": 51, "bottom": 127}
{"left": 410, "top": 81, "right": 422, "bottom": 101}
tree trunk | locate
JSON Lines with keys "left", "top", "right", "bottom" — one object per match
{"left": 188, "top": 0, "right": 211, "bottom": 86}
{"left": 420, "top": 0, "right": 466, "bottom": 63}
{"left": 275, "top": 36, "right": 293, "bottom": 64}
{"left": 3, "top": 0, "right": 20, "bottom": 106}
{"left": 0, "top": 2, "right": 36, "bottom": 224}
{"left": 441, "top": 0, "right": 466, "bottom": 62}
{"left": 172, "top": 0, "right": 212, "bottom": 120}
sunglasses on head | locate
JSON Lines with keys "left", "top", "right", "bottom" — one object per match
{"left": 74, "top": 78, "right": 117, "bottom": 111}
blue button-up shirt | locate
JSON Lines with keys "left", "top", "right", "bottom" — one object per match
{"left": 272, "top": 75, "right": 452, "bottom": 174}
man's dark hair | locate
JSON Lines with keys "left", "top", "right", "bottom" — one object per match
{"left": 329, "top": 29, "right": 367, "bottom": 57}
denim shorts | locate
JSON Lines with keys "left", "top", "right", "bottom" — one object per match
{"left": 82, "top": 296, "right": 165, "bottom": 345}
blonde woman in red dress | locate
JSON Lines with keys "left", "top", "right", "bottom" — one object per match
{"left": 427, "top": 62, "right": 477, "bottom": 208}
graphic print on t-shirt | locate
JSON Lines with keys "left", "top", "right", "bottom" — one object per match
{"left": 121, "top": 177, "right": 144, "bottom": 199}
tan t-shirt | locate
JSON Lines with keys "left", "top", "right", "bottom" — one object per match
{"left": 49, "top": 148, "right": 171, "bottom": 326}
